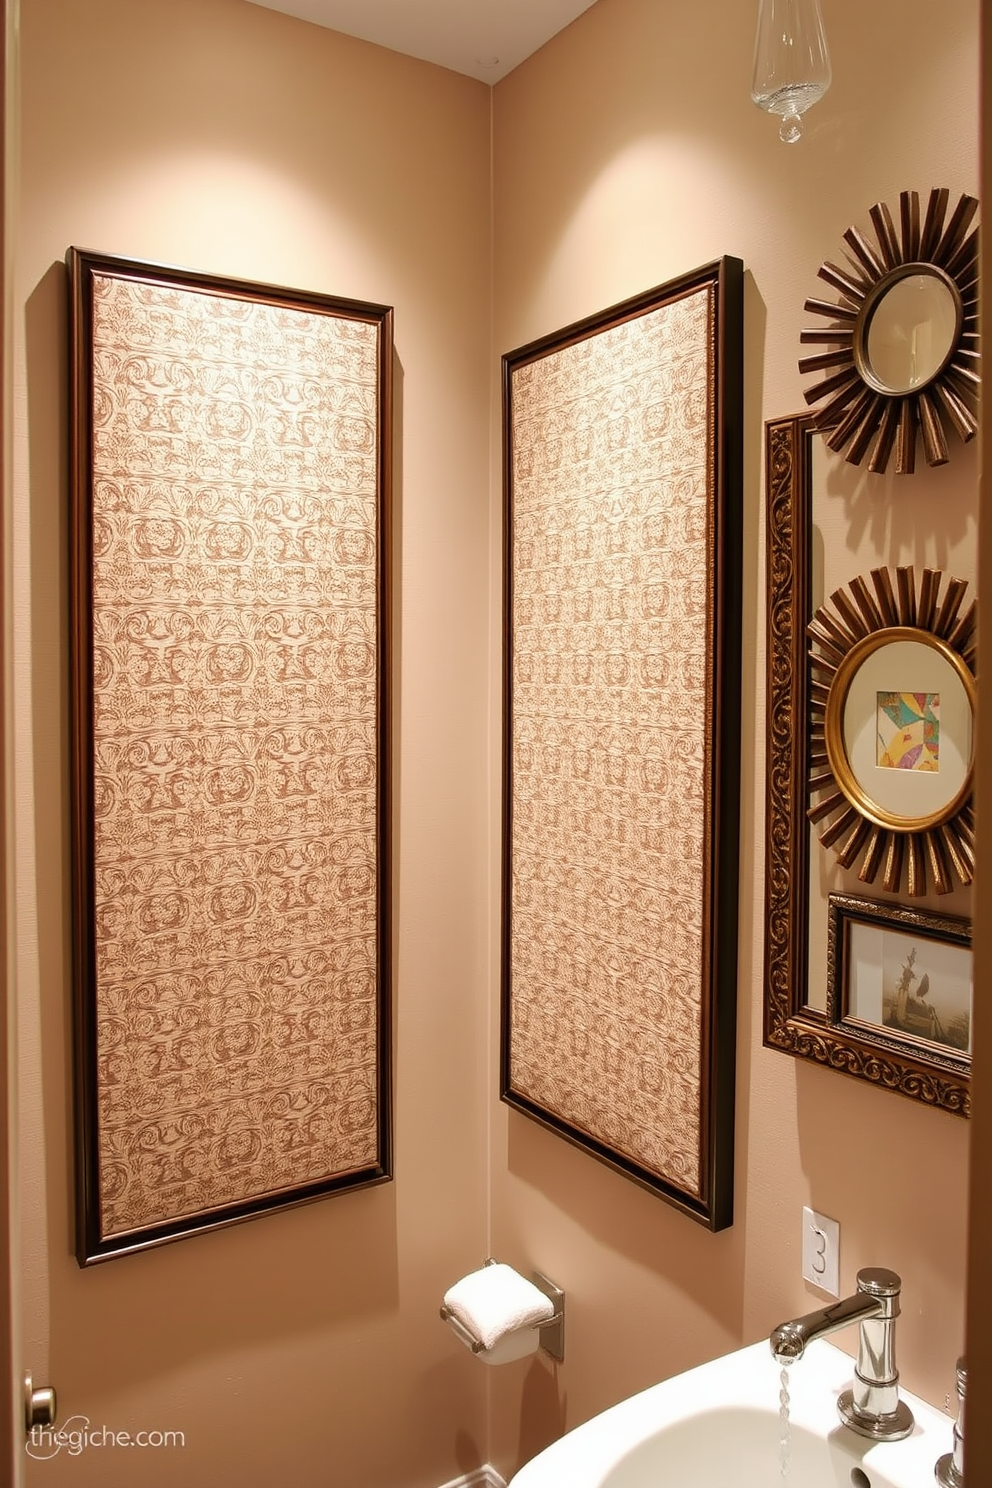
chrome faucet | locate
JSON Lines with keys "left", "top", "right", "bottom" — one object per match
{"left": 935, "top": 1357, "right": 966, "bottom": 1486}
{"left": 769, "top": 1267, "right": 914, "bottom": 1442}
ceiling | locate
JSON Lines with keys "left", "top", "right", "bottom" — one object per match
{"left": 243, "top": 0, "right": 599, "bottom": 82}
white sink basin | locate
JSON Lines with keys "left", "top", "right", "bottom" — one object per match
{"left": 509, "top": 1338, "right": 954, "bottom": 1488}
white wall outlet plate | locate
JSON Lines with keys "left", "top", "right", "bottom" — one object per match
{"left": 802, "top": 1206, "right": 840, "bottom": 1297}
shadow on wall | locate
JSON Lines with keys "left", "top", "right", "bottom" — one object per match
{"left": 504, "top": 1110, "right": 742, "bottom": 1328}
{"left": 515, "top": 1352, "right": 567, "bottom": 1477}
{"left": 821, "top": 427, "right": 979, "bottom": 573}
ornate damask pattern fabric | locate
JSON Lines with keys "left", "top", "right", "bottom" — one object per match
{"left": 88, "top": 273, "right": 383, "bottom": 1238}
{"left": 508, "top": 286, "right": 714, "bottom": 1197}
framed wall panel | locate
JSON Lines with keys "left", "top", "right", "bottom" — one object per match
{"left": 500, "top": 260, "right": 744, "bottom": 1229}
{"left": 68, "top": 249, "right": 393, "bottom": 1261}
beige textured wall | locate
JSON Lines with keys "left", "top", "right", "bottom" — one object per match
{"left": 489, "top": 0, "right": 978, "bottom": 1477}
{"left": 13, "top": 1, "right": 492, "bottom": 1484}
{"left": 9, "top": 0, "right": 984, "bottom": 1483}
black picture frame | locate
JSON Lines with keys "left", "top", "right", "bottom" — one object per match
{"left": 68, "top": 249, "right": 394, "bottom": 1261}
{"left": 826, "top": 892, "right": 971, "bottom": 1095}
{"left": 501, "top": 259, "right": 744, "bottom": 1229}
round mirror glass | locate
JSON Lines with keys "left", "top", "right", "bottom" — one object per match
{"left": 864, "top": 271, "right": 960, "bottom": 395}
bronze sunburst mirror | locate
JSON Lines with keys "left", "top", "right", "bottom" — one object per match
{"left": 800, "top": 189, "right": 980, "bottom": 474}
{"left": 808, "top": 565, "right": 976, "bottom": 898}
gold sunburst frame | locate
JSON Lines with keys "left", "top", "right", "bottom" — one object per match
{"left": 800, "top": 189, "right": 980, "bottom": 474}
{"left": 808, "top": 566, "right": 976, "bottom": 898}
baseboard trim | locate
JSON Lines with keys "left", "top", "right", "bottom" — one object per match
{"left": 437, "top": 1469, "right": 508, "bottom": 1488}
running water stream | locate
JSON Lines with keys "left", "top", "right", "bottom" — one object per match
{"left": 778, "top": 1365, "right": 792, "bottom": 1481}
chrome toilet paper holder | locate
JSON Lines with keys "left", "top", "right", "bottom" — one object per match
{"left": 439, "top": 1260, "right": 565, "bottom": 1363}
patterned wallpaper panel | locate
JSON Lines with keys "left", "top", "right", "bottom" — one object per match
{"left": 75, "top": 262, "right": 390, "bottom": 1252}
{"left": 506, "top": 286, "right": 715, "bottom": 1201}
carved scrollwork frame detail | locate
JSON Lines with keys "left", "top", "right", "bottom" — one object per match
{"left": 761, "top": 414, "right": 970, "bottom": 1116}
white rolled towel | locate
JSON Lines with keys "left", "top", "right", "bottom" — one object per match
{"left": 443, "top": 1263, "right": 554, "bottom": 1352}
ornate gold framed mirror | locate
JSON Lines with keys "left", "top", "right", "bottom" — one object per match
{"left": 800, "top": 189, "right": 979, "bottom": 473}
{"left": 763, "top": 414, "right": 972, "bottom": 1115}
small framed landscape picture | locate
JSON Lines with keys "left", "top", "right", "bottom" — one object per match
{"left": 826, "top": 892, "right": 971, "bottom": 1110}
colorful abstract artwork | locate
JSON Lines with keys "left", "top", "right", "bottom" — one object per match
{"left": 877, "top": 691, "right": 940, "bottom": 771}
{"left": 69, "top": 251, "right": 392, "bottom": 1261}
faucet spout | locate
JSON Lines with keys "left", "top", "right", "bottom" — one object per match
{"left": 769, "top": 1267, "right": 914, "bottom": 1443}
{"left": 770, "top": 1284, "right": 889, "bottom": 1364}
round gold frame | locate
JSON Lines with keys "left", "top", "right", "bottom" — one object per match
{"left": 808, "top": 566, "right": 976, "bottom": 897}
{"left": 800, "top": 189, "right": 980, "bottom": 474}
{"left": 824, "top": 628, "right": 975, "bottom": 831}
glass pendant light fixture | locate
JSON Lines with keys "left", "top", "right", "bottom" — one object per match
{"left": 751, "top": 0, "right": 831, "bottom": 144}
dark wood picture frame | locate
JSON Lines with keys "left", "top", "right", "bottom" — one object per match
{"left": 501, "top": 259, "right": 744, "bottom": 1229}
{"left": 69, "top": 249, "right": 393, "bottom": 1261}
{"left": 763, "top": 413, "right": 970, "bottom": 1115}
{"left": 826, "top": 893, "right": 971, "bottom": 1092}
